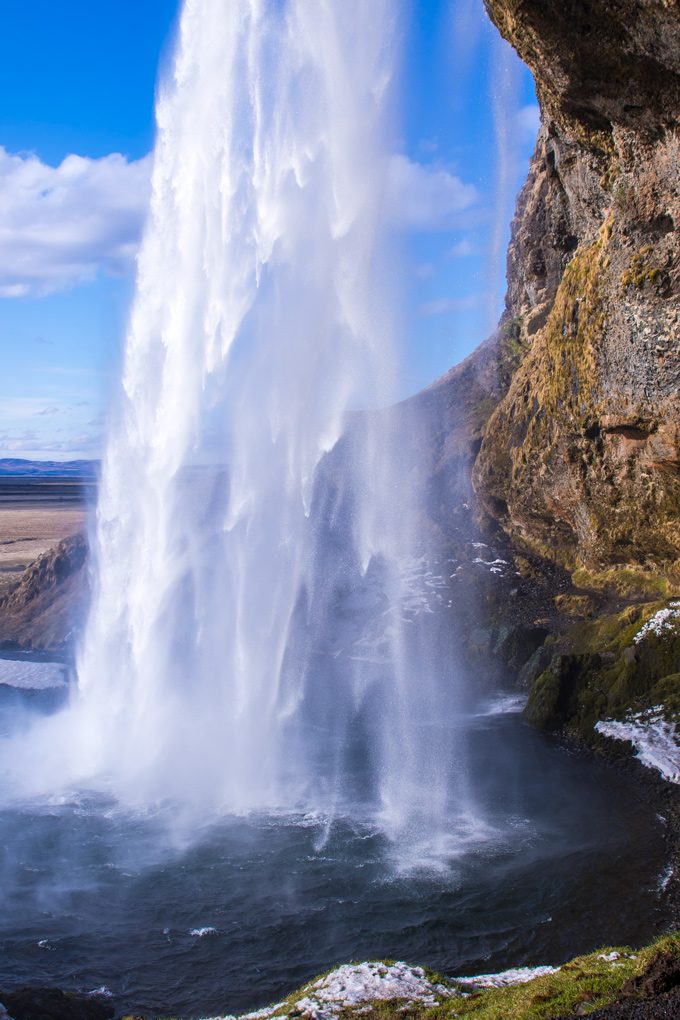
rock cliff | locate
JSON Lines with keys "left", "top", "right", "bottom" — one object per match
{"left": 474, "top": 0, "right": 680, "bottom": 591}
{"left": 0, "top": 533, "right": 88, "bottom": 650}
{"left": 413, "top": 0, "right": 680, "bottom": 748}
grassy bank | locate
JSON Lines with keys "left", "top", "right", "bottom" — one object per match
{"left": 131, "top": 932, "right": 680, "bottom": 1020}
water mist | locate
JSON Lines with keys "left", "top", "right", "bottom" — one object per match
{"left": 1, "top": 0, "right": 475, "bottom": 848}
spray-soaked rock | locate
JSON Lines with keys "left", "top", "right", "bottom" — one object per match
{"left": 0, "top": 987, "right": 114, "bottom": 1020}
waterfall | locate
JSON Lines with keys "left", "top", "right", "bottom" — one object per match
{"left": 6, "top": 0, "right": 476, "bottom": 847}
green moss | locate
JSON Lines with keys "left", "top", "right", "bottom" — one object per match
{"left": 471, "top": 396, "right": 501, "bottom": 435}
{"left": 571, "top": 565, "right": 676, "bottom": 599}
{"left": 429, "top": 934, "right": 680, "bottom": 1019}
{"left": 620, "top": 245, "right": 662, "bottom": 291}
{"left": 649, "top": 674, "right": 680, "bottom": 722}
{"left": 554, "top": 593, "right": 596, "bottom": 618}
{"left": 524, "top": 600, "right": 680, "bottom": 737}
{"left": 526, "top": 654, "right": 603, "bottom": 731}
{"left": 250, "top": 935, "right": 680, "bottom": 1020}
{"left": 497, "top": 317, "right": 529, "bottom": 394}
{"left": 476, "top": 207, "right": 680, "bottom": 582}
{"left": 125, "top": 933, "right": 680, "bottom": 1019}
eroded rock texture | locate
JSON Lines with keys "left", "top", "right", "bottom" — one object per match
{"left": 0, "top": 534, "right": 88, "bottom": 649}
{"left": 471, "top": 0, "right": 680, "bottom": 589}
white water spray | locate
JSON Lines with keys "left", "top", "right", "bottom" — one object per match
{"left": 4, "top": 0, "right": 476, "bottom": 845}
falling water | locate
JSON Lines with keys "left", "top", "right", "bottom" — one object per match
{"left": 0, "top": 8, "right": 674, "bottom": 1008}
{"left": 3, "top": 0, "right": 476, "bottom": 847}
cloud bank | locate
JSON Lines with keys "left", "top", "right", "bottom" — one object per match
{"left": 0, "top": 147, "right": 477, "bottom": 298}
{"left": 0, "top": 147, "right": 151, "bottom": 297}
{"left": 386, "top": 154, "right": 478, "bottom": 230}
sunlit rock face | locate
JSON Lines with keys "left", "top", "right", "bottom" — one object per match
{"left": 0, "top": 534, "right": 88, "bottom": 650}
{"left": 470, "top": 0, "right": 680, "bottom": 587}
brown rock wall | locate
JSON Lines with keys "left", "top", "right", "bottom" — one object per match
{"left": 468, "top": 0, "right": 680, "bottom": 584}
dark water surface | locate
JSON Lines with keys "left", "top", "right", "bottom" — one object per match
{"left": 0, "top": 687, "right": 673, "bottom": 1019}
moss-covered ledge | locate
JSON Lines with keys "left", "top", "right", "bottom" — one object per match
{"left": 524, "top": 599, "right": 680, "bottom": 747}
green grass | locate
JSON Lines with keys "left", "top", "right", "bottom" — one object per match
{"left": 136, "top": 932, "right": 680, "bottom": 1020}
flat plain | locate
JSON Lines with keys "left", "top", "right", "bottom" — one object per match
{"left": 0, "top": 479, "right": 92, "bottom": 597}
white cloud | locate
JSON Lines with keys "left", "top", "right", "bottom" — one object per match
{"left": 386, "top": 154, "right": 478, "bottom": 231}
{"left": 0, "top": 147, "right": 151, "bottom": 297}
{"left": 0, "top": 426, "right": 102, "bottom": 457}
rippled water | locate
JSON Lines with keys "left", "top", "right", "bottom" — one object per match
{"left": 0, "top": 678, "right": 672, "bottom": 1018}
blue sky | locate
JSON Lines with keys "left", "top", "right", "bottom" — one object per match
{"left": 0, "top": 0, "right": 537, "bottom": 460}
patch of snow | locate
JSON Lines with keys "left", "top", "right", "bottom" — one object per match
{"left": 633, "top": 603, "right": 680, "bottom": 644}
{"left": 219, "top": 1006, "right": 286, "bottom": 1020}
{"left": 595, "top": 710, "right": 680, "bottom": 783}
{"left": 0, "top": 658, "right": 67, "bottom": 690}
{"left": 454, "top": 965, "right": 559, "bottom": 989}
{"left": 211, "top": 963, "right": 454, "bottom": 1020}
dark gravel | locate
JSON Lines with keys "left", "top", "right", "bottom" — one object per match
{"left": 560, "top": 988, "right": 680, "bottom": 1018}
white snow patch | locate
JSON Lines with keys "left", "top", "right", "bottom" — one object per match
{"left": 219, "top": 1007, "right": 286, "bottom": 1020}
{"left": 455, "top": 965, "right": 559, "bottom": 989}
{"left": 210, "top": 962, "right": 453, "bottom": 1020}
{"left": 297, "top": 962, "right": 451, "bottom": 1015}
{"left": 595, "top": 709, "right": 680, "bottom": 783}
{"left": 633, "top": 603, "right": 680, "bottom": 644}
{"left": 0, "top": 659, "right": 67, "bottom": 690}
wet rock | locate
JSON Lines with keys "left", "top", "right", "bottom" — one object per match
{"left": 0, "top": 987, "right": 114, "bottom": 1020}
{"left": 559, "top": 988, "right": 680, "bottom": 1019}
{"left": 622, "top": 950, "right": 680, "bottom": 998}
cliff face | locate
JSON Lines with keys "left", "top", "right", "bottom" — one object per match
{"left": 0, "top": 533, "right": 88, "bottom": 650}
{"left": 471, "top": 0, "right": 680, "bottom": 591}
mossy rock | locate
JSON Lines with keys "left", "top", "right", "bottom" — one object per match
{"left": 571, "top": 565, "right": 678, "bottom": 600}
{"left": 554, "top": 593, "right": 596, "bottom": 618}
{"left": 648, "top": 674, "right": 680, "bottom": 721}
{"left": 526, "top": 653, "right": 601, "bottom": 731}
{"left": 525, "top": 600, "right": 680, "bottom": 738}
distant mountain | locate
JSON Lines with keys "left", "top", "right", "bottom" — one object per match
{"left": 0, "top": 459, "right": 99, "bottom": 478}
